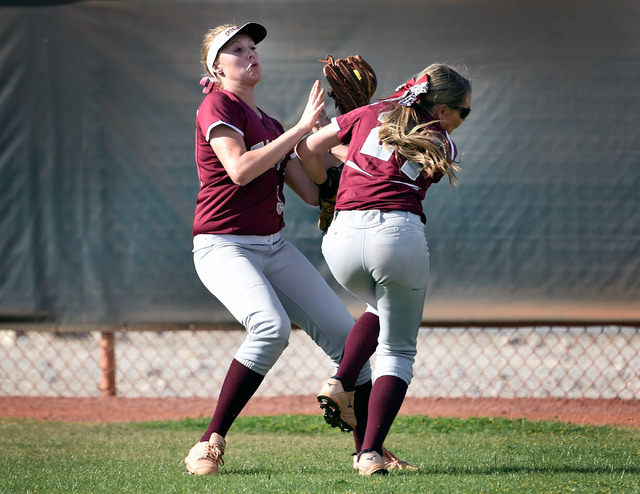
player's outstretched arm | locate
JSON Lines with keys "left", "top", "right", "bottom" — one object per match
{"left": 295, "top": 125, "right": 341, "bottom": 184}
{"left": 211, "top": 81, "right": 325, "bottom": 186}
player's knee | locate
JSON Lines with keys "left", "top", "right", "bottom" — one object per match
{"left": 249, "top": 316, "right": 291, "bottom": 351}
{"left": 237, "top": 328, "right": 291, "bottom": 375}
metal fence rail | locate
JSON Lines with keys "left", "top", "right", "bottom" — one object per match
{"left": 1, "top": 325, "right": 639, "bottom": 399}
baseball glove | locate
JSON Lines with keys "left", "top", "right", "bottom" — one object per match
{"left": 316, "top": 55, "right": 377, "bottom": 232}
{"left": 319, "top": 54, "right": 377, "bottom": 115}
{"left": 317, "top": 164, "right": 343, "bottom": 233}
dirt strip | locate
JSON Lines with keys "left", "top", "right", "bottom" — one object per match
{"left": 1, "top": 396, "right": 638, "bottom": 427}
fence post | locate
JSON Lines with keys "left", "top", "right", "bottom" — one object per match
{"left": 100, "top": 331, "right": 116, "bottom": 396}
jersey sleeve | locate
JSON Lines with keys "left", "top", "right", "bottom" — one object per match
{"left": 333, "top": 105, "right": 371, "bottom": 145}
{"left": 197, "top": 91, "right": 246, "bottom": 142}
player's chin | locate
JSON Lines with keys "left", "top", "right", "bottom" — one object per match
{"left": 247, "top": 66, "right": 263, "bottom": 79}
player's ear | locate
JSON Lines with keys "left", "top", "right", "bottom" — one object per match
{"left": 212, "top": 63, "right": 224, "bottom": 77}
{"left": 435, "top": 104, "right": 447, "bottom": 120}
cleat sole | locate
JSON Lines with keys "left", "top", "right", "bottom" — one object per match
{"left": 317, "top": 395, "right": 354, "bottom": 432}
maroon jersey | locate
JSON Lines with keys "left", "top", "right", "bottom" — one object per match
{"left": 193, "top": 90, "right": 289, "bottom": 235}
{"left": 334, "top": 101, "right": 457, "bottom": 223}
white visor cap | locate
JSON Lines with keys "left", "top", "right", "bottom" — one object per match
{"left": 206, "top": 22, "right": 267, "bottom": 79}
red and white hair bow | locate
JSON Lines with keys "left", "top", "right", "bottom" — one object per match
{"left": 387, "top": 73, "right": 429, "bottom": 106}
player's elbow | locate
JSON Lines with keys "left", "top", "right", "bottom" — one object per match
{"left": 225, "top": 156, "right": 269, "bottom": 186}
{"left": 225, "top": 165, "right": 254, "bottom": 186}
{"left": 295, "top": 187, "right": 320, "bottom": 206}
{"left": 229, "top": 173, "right": 251, "bottom": 186}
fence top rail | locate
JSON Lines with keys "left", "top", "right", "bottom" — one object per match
{"left": 2, "top": 320, "right": 640, "bottom": 333}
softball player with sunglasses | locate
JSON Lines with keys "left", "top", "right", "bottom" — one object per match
{"left": 296, "top": 63, "right": 472, "bottom": 475}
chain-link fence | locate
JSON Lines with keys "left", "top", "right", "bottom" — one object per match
{"left": 1, "top": 325, "right": 639, "bottom": 399}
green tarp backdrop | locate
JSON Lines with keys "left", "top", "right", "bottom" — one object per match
{"left": 1, "top": 0, "right": 638, "bottom": 326}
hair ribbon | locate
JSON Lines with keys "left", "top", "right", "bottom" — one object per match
{"left": 200, "top": 76, "right": 220, "bottom": 94}
{"left": 387, "top": 73, "right": 429, "bottom": 106}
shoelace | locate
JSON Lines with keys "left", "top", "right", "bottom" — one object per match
{"left": 384, "top": 454, "right": 402, "bottom": 469}
{"left": 196, "top": 442, "right": 225, "bottom": 467}
{"left": 209, "top": 444, "right": 225, "bottom": 467}
{"left": 383, "top": 449, "right": 415, "bottom": 470}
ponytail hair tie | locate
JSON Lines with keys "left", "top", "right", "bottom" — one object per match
{"left": 200, "top": 76, "right": 219, "bottom": 94}
{"left": 386, "top": 73, "right": 429, "bottom": 107}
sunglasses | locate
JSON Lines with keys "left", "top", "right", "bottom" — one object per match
{"left": 447, "top": 104, "right": 471, "bottom": 119}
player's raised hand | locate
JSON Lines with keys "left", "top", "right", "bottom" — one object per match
{"left": 313, "top": 109, "right": 331, "bottom": 133}
{"left": 297, "top": 80, "right": 325, "bottom": 134}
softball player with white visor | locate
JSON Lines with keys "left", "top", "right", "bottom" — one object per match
{"left": 183, "top": 21, "right": 377, "bottom": 476}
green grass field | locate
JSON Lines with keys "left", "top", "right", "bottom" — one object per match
{"left": 2, "top": 415, "right": 639, "bottom": 493}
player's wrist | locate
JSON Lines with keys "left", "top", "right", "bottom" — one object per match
{"left": 317, "top": 166, "right": 341, "bottom": 200}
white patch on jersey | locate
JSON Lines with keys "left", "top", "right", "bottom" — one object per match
{"left": 377, "top": 111, "right": 390, "bottom": 123}
{"left": 400, "top": 160, "right": 423, "bottom": 181}
{"left": 360, "top": 127, "right": 393, "bottom": 161}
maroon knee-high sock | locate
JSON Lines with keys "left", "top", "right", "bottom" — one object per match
{"left": 360, "top": 375, "right": 408, "bottom": 456}
{"left": 200, "top": 359, "right": 264, "bottom": 442}
{"left": 353, "top": 380, "right": 372, "bottom": 452}
{"left": 335, "top": 312, "right": 380, "bottom": 389}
